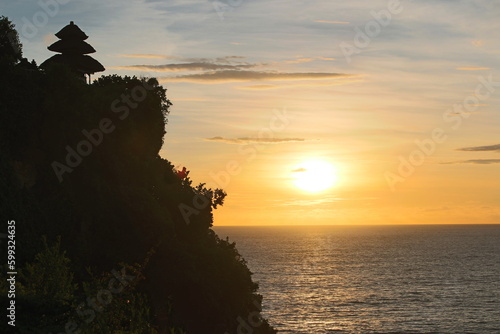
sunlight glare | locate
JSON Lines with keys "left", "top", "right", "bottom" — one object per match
{"left": 292, "top": 160, "right": 338, "bottom": 193}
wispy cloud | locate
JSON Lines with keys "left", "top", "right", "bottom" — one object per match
{"left": 112, "top": 55, "right": 254, "bottom": 72}
{"left": 118, "top": 55, "right": 247, "bottom": 63}
{"left": 43, "top": 33, "right": 57, "bottom": 46}
{"left": 283, "top": 56, "right": 335, "bottom": 64}
{"left": 471, "top": 40, "right": 484, "bottom": 47}
{"left": 456, "top": 66, "right": 491, "bottom": 70}
{"left": 236, "top": 84, "right": 278, "bottom": 90}
{"left": 118, "top": 54, "right": 171, "bottom": 59}
{"left": 175, "top": 98, "right": 211, "bottom": 102}
{"left": 442, "top": 159, "right": 500, "bottom": 165}
{"left": 291, "top": 167, "right": 307, "bottom": 172}
{"left": 446, "top": 110, "right": 482, "bottom": 117}
{"left": 205, "top": 137, "right": 305, "bottom": 144}
{"left": 166, "top": 70, "right": 354, "bottom": 83}
{"left": 237, "top": 78, "right": 362, "bottom": 89}
{"left": 285, "top": 58, "right": 315, "bottom": 64}
{"left": 446, "top": 144, "right": 500, "bottom": 164}
{"left": 458, "top": 144, "right": 500, "bottom": 152}
{"left": 110, "top": 62, "right": 255, "bottom": 72}
{"left": 315, "top": 20, "right": 350, "bottom": 24}
{"left": 446, "top": 104, "right": 488, "bottom": 110}
{"left": 115, "top": 55, "right": 351, "bottom": 86}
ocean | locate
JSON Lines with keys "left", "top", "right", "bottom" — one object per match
{"left": 214, "top": 225, "right": 500, "bottom": 334}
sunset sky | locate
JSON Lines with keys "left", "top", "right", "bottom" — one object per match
{"left": 4, "top": 0, "right": 500, "bottom": 225}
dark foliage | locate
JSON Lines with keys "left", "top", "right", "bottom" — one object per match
{"left": 0, "top": 16, "right": 22, "bottom": 64}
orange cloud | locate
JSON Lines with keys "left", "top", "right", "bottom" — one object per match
{"left": 471, "top": 40, "right": 484, "bottom": 47}
{"left": 205, "top": 137, "right": 305, "bottom": 144}
{"left": 315, "top": 20, "right": 350, "bottom": 24}
{"left": 285, "top": 58, "right": 314, "bottom": 64}
{"left": 236, "top": 77, "right": 362, "bottom": 89}
{"left": 281, "top": 56, "right": 335, "bottom": 65}
{"left": 43, "top": 34, "right": 57, "bottom": 46}
{"left": 456, "top": 66, "right": 490, "bottom": 70}
{"left": 442, "top": 159, "right": 500, "bottom": 165}
{"left": 175, "top": 98, "right": 211, "bottom": 102}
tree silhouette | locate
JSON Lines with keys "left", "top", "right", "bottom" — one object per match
{"left": 0, "top": 16, "right": 22, "bottom": 64}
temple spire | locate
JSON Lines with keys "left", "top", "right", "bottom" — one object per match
{"left": 41, "top": 21, "right": 105, "bottom": 83}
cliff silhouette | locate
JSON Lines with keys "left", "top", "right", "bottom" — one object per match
{"left": 0, "top": 16, "right": 276, "bottom": 334}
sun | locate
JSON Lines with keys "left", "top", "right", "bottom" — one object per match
{"left": 292, "top": 160, "right": 338, "bottom": 193}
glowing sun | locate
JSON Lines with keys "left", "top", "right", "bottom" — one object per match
{"left": 292, "top": 160, "right": 338, "bottom": 193}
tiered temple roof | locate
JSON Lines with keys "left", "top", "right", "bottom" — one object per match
{"left": 41, "top": 21, "right": 105, "bottom": 81}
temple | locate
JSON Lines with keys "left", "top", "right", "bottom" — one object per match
{"left": 41, "top": 21, "right": 105, "bottom": 83}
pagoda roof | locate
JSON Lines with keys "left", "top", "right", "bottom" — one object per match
{"left": 48, "top": 39, "right": 96, "bottom": 54}
{"left": 41, "top": 54, "right": 105, "bottom": 75}
{"left": 55, "top": 21, "right": 89, "bottom": 40}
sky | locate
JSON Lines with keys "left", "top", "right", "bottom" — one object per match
{"left": 3, "top": 0, "right": 500, "bottom": 225}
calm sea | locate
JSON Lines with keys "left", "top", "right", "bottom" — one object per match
{"left": 214, "top": 225, "right": 500, "bottom": 334}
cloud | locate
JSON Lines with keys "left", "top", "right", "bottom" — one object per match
{"left": 446, "top": 111, "right": 481, "bottom": 117}
{"left": 110, "top": 62, "right": 255, "bottom": 72}
{"left": 237, "top": 84, "right": 278, "bottom": 90}
{"left": 442, "top": 159, "right": 500, "bottom": 165}
{"left": 43, "top": 34, "right": 57, "bottom": 46}
{"left": 446, "top": 104, "right": 488, "bottom": 111}
{"left": 237, "top": 78, "right": 362, "bottom": 89}
{"left": 175, "top": 98, "right": 210, "bottom": 102}
{"left": 456, "top": 67, "right": 491, "bottom": 70}
{"left": 315, "top": 20, "right": 350, "bottom": 24}
{"left": 283, "top": 56, "right": 336, "bottom": 64}
{"left": 285, "top": 58, "right": 315, "bottom": 64}
{"left": 224, "top": 56, "right": 246, "bottom": 60}
{"left": 458, "top": 144, "right": 500, "bottom": 152}
{"left": 118, "top": 54, "right": 170, "bottom": 59}
{"left": 114, "top": 55, "right": 352, "bottom": 87}
{"left": 292, "top": 168, "right": 307, "bottom": 173}
{"left": 165, "top": 70, "right": 354, "bottom": 83}
{"left": 112, "top": 56, "right": 254, "bottom": 72}
{"left": 205, "top": 137, "right": 306, "bottom": 144}
{"left": 118, "top": 55, "right": 247, "bottom": 63}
